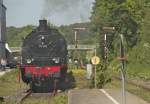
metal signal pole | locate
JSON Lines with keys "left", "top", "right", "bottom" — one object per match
{"left": 119, "top": 34, "right": 126, "bottom": 104}
{"left": 74, "top": 31, "right": 77, "bottom": 48}
{"left": 73, "top": 28, "right": 86, "bottom": 48}
{"left": 91, "top": 48, "right": 100, "bottom": 89}
{"left": 73, "top": 28, "right": 86, "bottom": 69}
{"left": 94, "top": 48, "right": 97, "bottom": 88}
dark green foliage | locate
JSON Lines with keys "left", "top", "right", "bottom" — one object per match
{"left": 90, "top": 0, "right": 150, "bottom": 87}
{"left": 6, "top": 25, "right": 34, "bottom": 47}
{"left": 96, "top": 65, "right": 112, "bottom": 88}
{"left": 59, "top": 22, "right": 98, "bottom": 45}
{"left": 91, "top": 0, "right": 143, "bottom": 50}
{"left": 90, "top": 64, "right": 111, "bottom": 88}
{"left": 126, "top": 8, "right": 150, "bottom": 80}
{"left": 6, "top": 22, "right": 97, "bottom": 47}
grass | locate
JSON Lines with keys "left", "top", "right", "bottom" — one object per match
{"left": 0, "top": 95, "right": 68, "bottom": 104}
{"left": 104, "top": 78, "right": 150, "bottom": 103}
{"left": 23, "top": 98, "right": 50, "bottom": 104}
{"left": 0, "top": 69, "right": 28, "bottom": 104}
{"left": 109, "top": 58, "right": 150, "bottom": 81}
{"left": 71, "top": 69, "right": 86, "bottom": 77}
{"left": 70, "top": 69, "right": 91, "bottom": 89}
{"left": 127, "top": 65, "right": 150, "bottom": 81}
{"left": 0, "top": 69, "right": 27, "bottom": 96}
{"left": 22, "top": 95, "right": 68, "bottom": 104}
{"left": 106, "top": 59, "right": 150, "bottom": 103}
{"left": 51, "top": 95, "right": 68, "bottom": 104}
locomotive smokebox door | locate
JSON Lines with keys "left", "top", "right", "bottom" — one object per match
{"left": 38, "top": 20, "right": 48, "bottom": 31}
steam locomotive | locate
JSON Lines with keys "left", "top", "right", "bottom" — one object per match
{"left": 20, "top": 20, "right": 68, "bottom": 93}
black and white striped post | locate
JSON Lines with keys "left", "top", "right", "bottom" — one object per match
{"left": 102, "top": 26, "right": 115, "bottom": 65}
{"left": 102, "top": 27, "right": 126, "bottom": 104}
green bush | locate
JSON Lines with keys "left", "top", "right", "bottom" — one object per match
{"left": 90, "top": 64, "right": 112, "bottom": 88}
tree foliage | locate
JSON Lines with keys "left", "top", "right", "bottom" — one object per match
{"left": 91, "top": 0, "right": 150, "bottom": 86}
{"left": 6, "top": 22, "right": 97, "bottom": 47}
{"left": 59, "top": 22, "right": 98, "bottom": 45}
{"left": 6, "top": 25, "right": 34, "bottom": 47}
{"left": 91, "top": 0, "right": 147, "bottom": 50}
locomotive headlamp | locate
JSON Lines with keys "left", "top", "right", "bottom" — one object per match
{"left": 27, "top": 59, "right": 32, "bottom": 64}
{"left": 52, "top": 58, "right": 60, "bottom": 64}
{"left": 41, "top": 36, "right": 45, "bottom": 40}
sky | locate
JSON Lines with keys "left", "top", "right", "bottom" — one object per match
{"left": 4, "top": 0, "right": 94, "bottom": 27}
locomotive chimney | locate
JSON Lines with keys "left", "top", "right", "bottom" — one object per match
{"left": 38, "top": 20, "right": 47, "bottom": 31}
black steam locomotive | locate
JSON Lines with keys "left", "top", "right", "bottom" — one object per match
{"left": 20, "top": 20, "right": 68, "bottom": 93}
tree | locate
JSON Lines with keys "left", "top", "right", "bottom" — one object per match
{"left": 90, "top": 0, "right": 148, "bottom": 87}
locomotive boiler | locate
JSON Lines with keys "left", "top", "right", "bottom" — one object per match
{"left": 20, "top": 20, "right": 68, "bottom": 93}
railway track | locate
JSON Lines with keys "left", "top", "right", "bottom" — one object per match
{"left": 0, "top": 88, "right": 66, "bottom": 104}
{"left": 113, "top": 76, "right": 150, "bottom": 91}
{"left": 0, "top": 89, "right": 32, "bottom": 104}
{"left": 16, "top": 89, "right": 32, "bottom": 104}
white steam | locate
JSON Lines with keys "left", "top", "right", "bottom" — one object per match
{"left": 42, "top": 0, "right": 95, "bottom": 26}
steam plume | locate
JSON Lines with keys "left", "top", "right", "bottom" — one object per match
{"left": 42, "top": 0, "right": 94, "bottom": 26}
